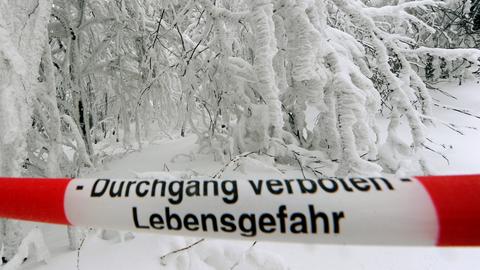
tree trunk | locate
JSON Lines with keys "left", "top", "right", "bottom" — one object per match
{"left": 0, "top": 0, "right": 53, "bottom": 261}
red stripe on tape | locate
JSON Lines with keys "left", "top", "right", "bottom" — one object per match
{"left": 416, "top": 175, "right": 480, "bottom": 246}
{"left": 0, "top": 177, "right": 71, "bottom": 225}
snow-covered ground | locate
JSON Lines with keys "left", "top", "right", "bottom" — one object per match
{"left": 422, "top": 80, "right": 480, "bottom": 175}
{"left": 24, "top": 81, "right": 480, "bottom": 270}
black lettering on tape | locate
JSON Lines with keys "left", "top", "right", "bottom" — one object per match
{"left": 248, "top": 179, "right": 263, "bottom": 195}
{"left": 184, "top": 214, "right": 199, "bottom": 231}
{"left": 91, "top": 179, "right": 110, "bottom": 197}
{"left": 350, "top": 178, "right": 371, "bottom": 191}
{"left": 132, "top": 207, "right": 149, "bottom": 229}
{"left": 318, "top": 178, "right": 338, "bottom": 193}
{"left": 220, "top": 214, "right": 236, "bottom": 232}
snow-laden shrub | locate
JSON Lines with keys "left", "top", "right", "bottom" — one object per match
{"left": 8, "top": 0, "right": 480, "bottom": 180}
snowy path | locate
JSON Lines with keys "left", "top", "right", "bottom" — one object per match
{"left": 25, "top": 81, "right": 480, "bottom": 270}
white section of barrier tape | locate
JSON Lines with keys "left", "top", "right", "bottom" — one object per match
{"left": 64, "top": 177, "right": 438, "bottom": 245}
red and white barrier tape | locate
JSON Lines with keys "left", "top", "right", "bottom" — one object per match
{"left": 0, "top": 175, "right": 479, "bottom": 246}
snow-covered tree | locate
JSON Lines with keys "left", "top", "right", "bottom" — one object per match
{"left": 0, "top": 0, "right": 53, "bottom": 261}
{"left": 415, "top": 1, "right": 480, "bottom": 82}
{"left": 1, "top": 0, "right": 480, "bottom": 261}
{"left": 35, "top": 0, "right": 479, "bottom": 178}
{"left": 181, "top": 0, "right": 479, "bottom": 176}
{"left": 3, "top": 0, "right": 480, "bottom": 192}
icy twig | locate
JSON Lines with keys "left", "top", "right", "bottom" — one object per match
{"left": 159, "top": 238, "right": 205, "bottom": 266}
{"left": 230, "top": 241, "right": 257, "bottom": 270}
{"left": 422, "top": 143, "right": 450, "bottom": 165}
{"left": 212, "top": 152, "right": 255, "bottom": 179}
{"left": 434, "top": 103, "right": 480, "bottom": 120}
{"left": 76, "top": 231, "right": 89, "bottom": 270}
